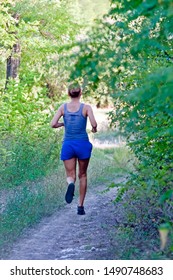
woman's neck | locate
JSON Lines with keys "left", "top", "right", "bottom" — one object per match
{"left": 70, "top": 97, "right": 80, "bottom": 103}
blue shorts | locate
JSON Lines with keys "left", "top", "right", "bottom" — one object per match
{"left": 61, "top": 140, "right": 93, "bottom": 160}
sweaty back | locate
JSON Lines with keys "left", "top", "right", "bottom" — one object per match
{"left": 63, "top": 103, "right": 88, "bottom": 141}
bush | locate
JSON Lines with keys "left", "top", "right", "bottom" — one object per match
{"left": 0, "top": 79, "right": 62, "bottom": 188}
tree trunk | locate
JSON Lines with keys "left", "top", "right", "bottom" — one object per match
{"left": 5, "top": 13, "right": 20, "bottom": 89}
{"left": 6, "top": 42, "right": 21, "bottom": 79}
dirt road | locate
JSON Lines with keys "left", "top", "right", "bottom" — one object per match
{"left": 3, "top": 185, "right": 118, "bottom": 260}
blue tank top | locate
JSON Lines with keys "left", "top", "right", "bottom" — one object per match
{"left": 63, "top": 103, "right": 89, "bottom": 141}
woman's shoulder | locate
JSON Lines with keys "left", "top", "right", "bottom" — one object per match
{"left": 58, "top": 103, "right": 66, "bottom": 114}
{"left": 83, "top": 103, "right": 94, "bottom": 112}
{"left": 83, "top": 103, "right": 92, "bottom": 109}
{"left": 82, "top": 103, "right": 93, "bottom": 117}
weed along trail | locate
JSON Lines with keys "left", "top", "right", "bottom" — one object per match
{"left": 1, "top": 109, "right": 125, "bottom": 260}
{"left": 3, "top": 185, "right": 118, "bottom": 260}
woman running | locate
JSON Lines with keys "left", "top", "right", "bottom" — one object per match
{"left": 51, "top": 84, "right": 97, "bottom": 215}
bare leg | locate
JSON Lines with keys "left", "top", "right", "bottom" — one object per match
{"left": 78, "top": 158, "right": 90, "bottom": 207}
{"left": 63, "top": 158, "right": 77, "bottom": 203}
{"left": 63, "top": 158, "right": 77, "bottom": 185}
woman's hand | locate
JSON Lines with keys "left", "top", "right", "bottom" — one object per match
{"left": 91, "top": 126, "right": 97, "bottom": 133}
{"left": 52, "top": 122, "right": 64, "bottom": 128}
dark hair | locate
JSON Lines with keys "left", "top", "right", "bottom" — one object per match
{"left": 68, "top": 83, "right": 81, "bottom": 98}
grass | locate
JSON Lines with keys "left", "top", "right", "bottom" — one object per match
{"left": 0, "top": 112, "right": 136, "bottom": 253}
{"left": 0, "top": 172, "right": 66, "bottom": 253}
{"left": 0, "top": 143, "right": 128, "bottom": 254}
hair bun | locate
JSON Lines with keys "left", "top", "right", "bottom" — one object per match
{"left": 68, "top": 86, "right": 81, "bottom": 98}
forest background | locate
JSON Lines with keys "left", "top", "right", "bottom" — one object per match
{"left": 0, "top": 0, "right": 173, "bottom": 259}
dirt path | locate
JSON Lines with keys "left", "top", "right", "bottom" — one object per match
{"left": 3, "top": 184, "right": 119, "bottom": 260}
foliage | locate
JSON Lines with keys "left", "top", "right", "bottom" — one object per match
{"left": 66, "top": 0, "right": 110, "bottom": 26}
{"left": 0, "top": 78, "right": 63, "bottom": 188}
{"left": 68, "top": 0, "right": 173, "bottom": 255}
{"left": 0, "top": 0, "right": 80, "bottom": 188}
{"left": 0, "top": 0, "right": 111, "bottom": 189}
{"left": 1, "top": 0, "right": 172, "bottom": 258}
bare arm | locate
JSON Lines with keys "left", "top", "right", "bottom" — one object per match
{"left": 86, "top": 105, "right": 97, "bottom": 133}
{"left": 50, "top": 105, "right": 64, "bottom": 128}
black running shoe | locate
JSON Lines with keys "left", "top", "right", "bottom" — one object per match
{"left": 77, "top": 206, "right": 85, "bottom": 215}
{"left": 65, "top": 183, "right": 75, "bottom": 204}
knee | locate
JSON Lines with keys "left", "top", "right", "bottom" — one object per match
{"left": 78, "top": 172, "right": 87, "bottom": 180}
